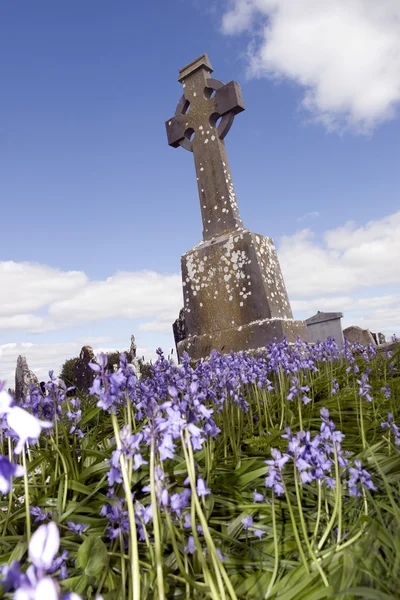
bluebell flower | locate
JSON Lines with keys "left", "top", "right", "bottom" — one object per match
{"left": 357, "top": 373, "right": 373, "bottom": 402}
{"left": 184, "top": 535, "right": 196, "bottom": 554}
{"left": 30, "top": 506, "right": 51, "bottom": 524}
{"left": 331, "top": 379, "right": 339, "bottom": 395}
{"left": 241, "top": 515, "right": 253, "bottom": 529}
{"left": 196, "top": 478, "right": 210, "bottom": 497}
{"left": 7, "top": 406, "right": 53, "bottom": 454}
{"left": 348, "top": 460, "right": 377, "bottom": 496}
{"left": 381, "top": 413, "right": 400, "bottom": 446}
{"left": 0, "top": 456, "right": 24, "bottom": 494}
{"left": 66, "top": 522, "right": 88, "bottom": 536}
{"left": 253, "top": 489, "right": 264, "bottom": 502}
{"left": 265, "top": 449, "right": 289, "bottom": 496}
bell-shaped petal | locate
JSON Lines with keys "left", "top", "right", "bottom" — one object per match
{"left": 0, "top": 457, "right": 25, "bottom": 494}
{"left": 0, "top": 389, "right": 13, "bottom": 415}
{"left": 7, "top": 407, "right": 52, "bottom": 454}
{"left": 33, "top": 576, "right": 59, "bottom": 600}
{"left": 29, "top": 522, "right": 60, "bottom": 570}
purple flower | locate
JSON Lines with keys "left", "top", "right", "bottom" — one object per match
{"left": 241, "top": 515, "right": 253, "bottom": 529}
{"left": 265, "top": 449, "right": 289, "bottom": 496}
{"left": 0, "top": 561, "right": 21, "bottom": 592}
{"left": 253, "top": 489, "right": 264, "bottom": 503}
{"left": 67, "top": 522, "right": 88, "bottom": 536}
{"left": 356, "top": 373, "right": 373, "bottom": 402}
{"left": 7, "top": 407, "right": 53, "bottom": 454}
{"left": 381, "top": 413, "right": 400, "bottom": 446}
{"left": 184, "top": 535, "right": 196, "bottom": 554}
{"left": 196, "top": 478, "right": 210, "bottom": 497}
{"left": 331, "top": 379, "right": 339, "bottom": 395}
{"left": 30, "top": 507, "right": 51, "bottom": 524}
{"left": 253, "top": 529, "right": 264, "bottom": 539}
{"left": 348, "top": 460, "right": 377, "bottom": 497}
{"left": 0, "top": 456, "right": 24, "bottom": 494}
{"left": 381, "top": 385, "right": 391, "bottom": 399}
{"left": 286, "top": 377, "right": 311, "bottom": 405}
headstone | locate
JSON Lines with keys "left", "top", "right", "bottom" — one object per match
{"left": 15, "top": 355, "right": 39, "bottom": 401}
{"left": 74, "top": 346, "right": 96, "bottom": 394}
{"left": 305, "top": 311, "right": 344, "bottom": 346}
{"left": 166, "top": 54, "right": 307, "bottom": 360}
{"left": 130, "top": 335, "right": 137, "bottom": 359}
{"left": 343, "top": 326, "right": 376, "bottom": 347}
{"left": 372, "top": 332, "right": 386, "bottom": 345}
{"left": 173, "top": 308, "right": 188, "bottom": 352}
{"left": 378, "top": 332, "right": 386, "bottom": 345}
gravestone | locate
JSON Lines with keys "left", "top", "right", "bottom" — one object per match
{"left": 15, "top": 355, "right": 39, "bottom": 401}
{"left": 343, "top": 326, "right": 375, "bottom": 347}
{"left": 75, "top": 346, "right": 96, "bottom": 394}
{"left": 305, "top": 311, "right": 344, "bottom": 346}
{"left": 166, "top": 54, "right": 307, "bottom": 360}
{"left": 173, "top": 308, "right": 188, "bottom": 354}
{"left": 371, "top": 331, "right": 386, "bottom": 345}
{"left": 130, "top": 335, "right": 137, "bottom": 359}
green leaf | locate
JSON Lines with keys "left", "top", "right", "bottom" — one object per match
{"left": 76, "top": 536, "right": 109, "bottom": 577}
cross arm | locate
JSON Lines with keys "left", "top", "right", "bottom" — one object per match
{"left": 214, "top": 81, "right": 245, "bottom": 117}
{"left": 165, "top": 114, "right": 186, "bottom": 148}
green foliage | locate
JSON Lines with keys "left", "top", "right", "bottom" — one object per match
{"left": 76, "top": 536, "right": 109, "bottom": 577}
{"left": 59, "top": 357, "right": 77, "bottom": 388}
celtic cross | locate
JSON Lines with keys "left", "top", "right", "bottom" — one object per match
{"left": 166, "top": 54, "right": 245, "bottom": 241}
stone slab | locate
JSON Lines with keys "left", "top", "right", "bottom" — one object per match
{"left": 181, "top": 228, "right": 293, "bottom": 337}
{"left": 177, "top": 317, "right": 307, "bottom": 360}
{"left": 343, "top": 326, "right": 376, "bottom": 346}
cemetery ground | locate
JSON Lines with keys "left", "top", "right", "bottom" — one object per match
{"left": 0, "top": 338, "right": 399, "bottom": 599}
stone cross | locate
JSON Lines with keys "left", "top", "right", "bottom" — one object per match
{"left": 166, "top": 54, "right": 245, "bottom": 241}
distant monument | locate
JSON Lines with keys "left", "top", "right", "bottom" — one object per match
{"left": 15, "top": 355, "right": 39, "bottom": 401}
{"left": 166, "top": 54, "right": 307, "bottom": 360}
{"left": 306, "top": 311, "right": 344, "bottom": 346}
{"left": 343, "top": 326, "right": 376, "bottom": 347}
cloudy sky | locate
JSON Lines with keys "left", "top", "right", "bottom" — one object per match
{"left": 1, "top": 0, "right": 399, "bottom": 384}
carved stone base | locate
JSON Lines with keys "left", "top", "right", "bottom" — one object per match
{"left": 177, "top": 317, "right": 307, "bottom": 361}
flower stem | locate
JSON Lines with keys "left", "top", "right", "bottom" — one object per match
{"left": 22, "top": 447, "right": 31, "bottom": 542}
{"left": 283, "top": 481, "right": 309, "bottom": 574}
{"left": 111, "top": 411, "right": 140, "bottom": 600}
{"left": 264, "top": 491, "right": 279, "bottom": 599}
{"left": 149, "top": 441, "right": 165, "bottom": 600}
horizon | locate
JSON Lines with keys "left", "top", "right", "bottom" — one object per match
{"left": 1, "top": 0, "right": 399, "bottom": 384}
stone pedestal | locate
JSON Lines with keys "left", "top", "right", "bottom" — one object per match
{"left": 177, "top": 227, "right": 307, "bottom": 359}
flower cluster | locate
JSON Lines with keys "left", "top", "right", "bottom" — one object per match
{"left": 381, "top": 413, "right": 400, "bottom": 447}
{"left": 264, "top": 409, "right": 375, "bottom": 495}
{"left": 0, "top": 522, "right": 80, "bottom": 599}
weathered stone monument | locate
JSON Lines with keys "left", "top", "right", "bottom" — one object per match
{"left": 306, "top": 311, "right": 344, "bottom": 346}
{"left": 343, "top": 326, "right": 376, "bottom": 347}
{"left": 166, "top": 54, "right": 307, "bottom": 360}
{"left": 15, "top": 355, "right": 39, "bottom": 401}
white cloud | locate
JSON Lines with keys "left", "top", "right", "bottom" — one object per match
{"left": 48, "top": 271, "right": 182, "bottom": 324}
{"left": 0, "top": 262, "right": 86, "bottom": 318}
{"left": 222, "top": 0, "right": 400, "bottom": 132}
{"left": 278, "top": 210, "right": 400, "bottom": 296}
{"left": 297, "top": 211, "right": 320, "bottom": 222}
{"left": 0, "top": 265, "right": 182, "bottom": 334}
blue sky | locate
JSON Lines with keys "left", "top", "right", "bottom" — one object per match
{"left": 1, "top": 0, "right": 400, "bottom": 382}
